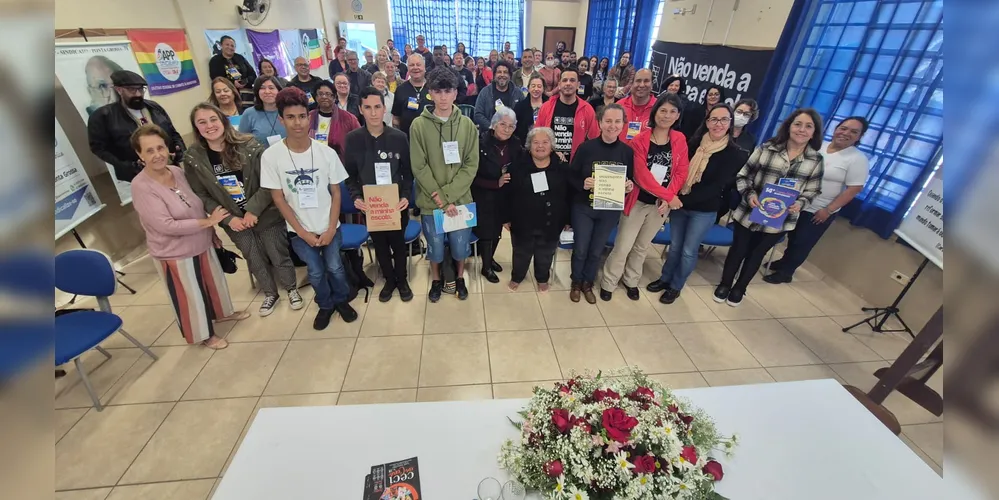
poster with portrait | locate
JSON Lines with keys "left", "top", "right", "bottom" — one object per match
{"left": 55, "top": 40, "right": 144, "bottom": 205}
{"left": 55, "top": 118, "right": 104, "bottom": 240}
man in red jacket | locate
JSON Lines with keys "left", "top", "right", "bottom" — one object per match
{"left": 533, "top": 68, "right": 599, "bottom": 162}
{"left": 618, "top": 68, "right": 656, "bottom": 143}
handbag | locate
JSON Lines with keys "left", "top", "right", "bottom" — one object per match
{"left": 215, "top": 247, "right": 242, "bottom": 274}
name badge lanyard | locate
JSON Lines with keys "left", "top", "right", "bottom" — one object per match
{"left": 439, "top": 121, "right": 459, "bottom": 167}
{"left": 266, "top": 111, "right": 280, "bottom": 137}
{"left": 286, "top": 140, "right": 316, "bottom": 182}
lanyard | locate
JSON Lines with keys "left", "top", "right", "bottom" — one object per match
{"left": 285, "top": 140, "right": 315, "bottom": 176}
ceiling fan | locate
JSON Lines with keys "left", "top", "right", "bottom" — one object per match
{"left": 236, "top": 0, "right": 271, "bottom": 26}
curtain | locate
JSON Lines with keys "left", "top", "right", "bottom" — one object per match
{"left": 584, "top": 0, "right": 659, "bottom": 67}
{"left": 390, "top": 0, "right": 523, "bottom": 58}
{"left": 755, "top": 0, "right": 943, "bottom": 238}
{"left": 390, "top": 0, "right": 457, "bottom": 53}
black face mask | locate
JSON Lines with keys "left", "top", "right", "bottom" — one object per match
{"left": 125, "top": 96, "right": 145, "bottom": 110}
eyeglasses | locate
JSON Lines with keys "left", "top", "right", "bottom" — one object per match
{"left": 707, "top": 117, "right": 732, "bottom": 124}
{"left": 734, "top": 110, "right": 752, "bottom": 117}
{"left": 317, "top": 91, "right": 334, "bottom": 98}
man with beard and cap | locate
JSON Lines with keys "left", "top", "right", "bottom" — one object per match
{"left": 617, "top": 68, "right": 656, "bottom": 143}
{"left": 473, "top": 60, "right": 521, "bottom": 131}
{"left": 87, "top": 70, "right": 185, "bottom": 182}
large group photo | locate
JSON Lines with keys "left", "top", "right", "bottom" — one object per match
{"left": 52, "top": 0, "right": 948, "bottom": 498}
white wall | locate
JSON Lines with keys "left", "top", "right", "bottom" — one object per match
{"left": 657, "top": 0, "right": 794, "bottom": 48}
{"left": 527, "top": 0, "right": 587, "bottom": 53}
{"left": 336, "top": 0, "right": 391, "bottom": 46}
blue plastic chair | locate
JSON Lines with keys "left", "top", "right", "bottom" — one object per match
{"left": 651, "top": 223, "right": 672, "bottom": 246}
{"left": 404, "top": 219, "right": 423, "bottom": 276}
{"left": 54, "top": 250, "right": 158, "bottom": 411}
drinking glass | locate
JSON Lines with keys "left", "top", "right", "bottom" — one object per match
{"left": 477, "top": 477, "right": 502, "bottom": 500}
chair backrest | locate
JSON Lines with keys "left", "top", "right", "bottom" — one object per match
{"left": 55, "top": 249, "right": 117, "bottom": 297}
{"left": 339, "top": 182, "right": 358, "bottom": 215}
{"left": 458, "top": 104, "right": 475, "bottom": 119}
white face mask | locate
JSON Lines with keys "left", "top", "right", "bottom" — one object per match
{"left": 734, "top": 114, "right": 750, "bottom": 128}
{"left": 545, "top": 59, "right": 556, "bottom": 68}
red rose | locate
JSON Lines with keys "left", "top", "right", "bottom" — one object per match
{"left": 592, "top": 388, "right": 621, "bottom": 402}
{"left": 680, "top": 445, "right": 698, "bottom": 464}
{"left": 631, "top": 455, "right": 657, "bottom": 474}
{"left": 545, "top": 459, "right": 564, "bottom": 477}
{"left": 628, "top": 386, "right": 655, "bottom": 401}
{"left": 601, "top": 408, "right": 638, "bottom": 442}
{"left": 566, "top": 378, "right": 579, "bottom": 389}
{"left": 570, "top": 415, "right": 592, "bottom": 433}
{"left": 559, "top": 384, "right": 571, "bottom": 394}
{"left": 667, "top": 404, "right": 679, "bottom": 413}
{"left": 552, "top": 409, "right": 571, "bottom": 434}
{"left": 702, "top": 460, "right": 723, "bottom": 481}
{"left": 680, "top": 413, "right": 694, "bottom": 427}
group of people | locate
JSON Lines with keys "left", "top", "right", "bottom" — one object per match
{"left": 85, "top": 32, "right": 871, "bottom": 350}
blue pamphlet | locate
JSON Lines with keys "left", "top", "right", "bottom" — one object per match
{"left": 433, "top": 202, "right": 477, "bottom": 234}
{"left": 749, "top": 183, "right": 800, "bottom": 228}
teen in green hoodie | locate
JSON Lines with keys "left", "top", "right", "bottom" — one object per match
{"left": 410, "top": 67, "right": 480, "bottom": 302}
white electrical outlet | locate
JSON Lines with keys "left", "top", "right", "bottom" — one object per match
{"left": 890, "top": 270, "right": 909, "bottom": 285}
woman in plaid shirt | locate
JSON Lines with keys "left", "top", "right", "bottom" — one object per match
{"left": 715, "top": 108, "right": 825, "bottom": 307}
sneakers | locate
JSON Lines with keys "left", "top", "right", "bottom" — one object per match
{"left": 569, "top": 281, "right": 582, "bottom": 303}
{"left": 379, "top": 280, "right": 397, "bottom": 302}
{"left": 429, "top": 280, "right": 444, "bottom": 303}
{"left": 288, "top": 289, "right": 304, "bottom": 310}
{"left": 625, "top": 286, "right": 640, "bottom": 301}
{"left": 397, "top": 279, "right": 414, "bottom": 302}
{"left": 726, "top": 288, "right": 745, "bottom": 307}
{"left": 313, "top": 308, "right": 335, "bottom": 330}
{"left": 763, "top": 272, "right": 793, "bottom": 284}
{"left": 713, "top": 284, "right": 731, "bottom": 303}
{"left": 481, "top": 269, "right": 500, "bottom": 284}
{"left": 599, "top": 288, "right": 613, "bottom": 302}
{"left": 659, "top": 287, "right": 681, "bottom": 304}
{"left": 259, "top": 294, "right": 279, "bottom": 316}
{"left": 335, "top": 302, "right": 359, "bottom": 322}
{"left": 581, "top": 282, "right": 597, "bottom": 304}
{"left": 646, "top": 280, "right": 669, "bottom": 293}
{"left": 455, "top": 278, "right": 469, "bottom": 300}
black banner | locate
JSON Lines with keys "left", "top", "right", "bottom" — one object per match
{"left": 649, "top": 40, "right": 774, "bottom": 106}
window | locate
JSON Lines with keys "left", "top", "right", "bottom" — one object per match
{"left": 645, "top": 0, "right": 666, "bottom": 67}
{"left": 389, "top": 0, "right": 524, "bottom": 58}
{"left": 584, "top": 0, "right": 661, "bottom": 67}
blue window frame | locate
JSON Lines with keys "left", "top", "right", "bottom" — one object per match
{"left": 389, "top": 0, "right": 524, "bottom": 58}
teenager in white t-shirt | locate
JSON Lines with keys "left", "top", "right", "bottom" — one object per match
{"left": 766, "top": 117, "right": 870, "bottom": 283}
{"left": 260, "top": 86, "right": 359, "bottom": 329}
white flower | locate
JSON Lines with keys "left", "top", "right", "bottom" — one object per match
{"left": 567, "top": 485, "right": 589, "bottom": 500}
{"left": 614, "top": 451, "right": 635, "bottom": 472}
{"left": 554, "top": 474, "right": 567, "bottom": 496}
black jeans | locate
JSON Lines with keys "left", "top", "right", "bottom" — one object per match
{"left": 570, "top": 203, "right": 618, "bottom": 283}
{"left": 371, "top": 213, "right": 409, "bottom": 283}
{"left": 773, "top": 210, "right": 835, "bottom": 276}
{"left": 511, "top": 232, "right": 558, "bottom": 284}
{"left": 477, "top": 236, "right": 499, "bottom": 273}
{"left": 721, "top": 224, "right": 785, "bottom": 291}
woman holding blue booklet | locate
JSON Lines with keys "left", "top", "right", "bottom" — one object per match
{"left": 715, "top": 108, "right": 825, "bottom": 307}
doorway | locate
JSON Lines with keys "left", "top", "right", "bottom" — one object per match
{"left": 542, "top": 27, "right": 576, "bottom": 56}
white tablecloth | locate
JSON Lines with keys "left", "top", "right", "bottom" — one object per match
{"left": 213, "top": 379, "right": 943, "bottom": 499}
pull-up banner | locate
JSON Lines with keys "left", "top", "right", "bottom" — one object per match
{"left": 649, "top": 40, "right": 774, "bottom": 106}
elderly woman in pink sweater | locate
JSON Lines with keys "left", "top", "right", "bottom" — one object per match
{"left": 130, "top": 124, "right": 248, "bottom": 349}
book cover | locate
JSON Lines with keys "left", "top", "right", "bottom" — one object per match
{"left": 368, "top": 457, "right": 421, "bottom": 500}
{"left": 749, "top": 183, "right": 800, "bottom": 228}
{"left": 592, "top": 163, "right": 626, "bottom": 210}
{"left": 433, "top": 202, "right": 478, "bottom": 234}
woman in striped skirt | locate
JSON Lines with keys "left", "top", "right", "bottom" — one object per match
{"left": 130, "top": 124, "right": 249, "bottom": 349}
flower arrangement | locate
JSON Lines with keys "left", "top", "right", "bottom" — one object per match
{"left": 498, "top": 369, "right": 736, "bottom": 500}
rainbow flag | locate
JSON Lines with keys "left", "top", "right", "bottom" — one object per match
{"left": 300, "top": 29, "right": 323, "bottom": 70}
{"left": 127, "top": 29, "right": 200, "bottom": 96}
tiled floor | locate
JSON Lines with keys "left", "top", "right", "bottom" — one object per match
{"left": 54, "top": 236, "right": 942, "bottom": 499}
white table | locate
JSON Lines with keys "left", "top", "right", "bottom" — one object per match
{"left": 213, "top": 379, "right": 944, "bottom": 499}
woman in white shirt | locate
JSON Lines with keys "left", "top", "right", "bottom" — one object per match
{"left": 765, "top": 116, "right": 870, "bottom": 283}
{"left": 371, "top": 71, "right": 394, "bottom": 127}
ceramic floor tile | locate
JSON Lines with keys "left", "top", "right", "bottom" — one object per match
{"left": 182, "top": 342, "right": 286, "bottom": 400}
{"left": 537, "top": 291, "right": 606, "bottom": 329}
{"left": 221, "top": 271, "right": 264, "bottom": 303}
{"left": 130, "top": 281, "right": 175, "bottom": 306}
{"left": 899, "top": 434, "right": 942, "bottom": 475}
{"left": 830, "top": 314, "right": 913, "bottom": 361}
{"left": 669, "top": 322, "right": 761, "bottom": 371}
{"left": 225, "top": 298, "right": 309, "bottom": 342}
{"left": 483, "top": 293, "right": 547, "bottom": 331}
{"left": 55, "top": 403, "right": 173, "bottom": 490}
{"left": 701, "top": 368, "right": 776, "bottom": 387}
{"left": 545, "top": 261, "right": 574, "bottom": 291}
{"left": 418, "top": 333, "right": 491, "bottom": 387}
{"left": 648, "top": 372, "right": 710, "bottom": 389}
{"left": 722, "top": 319, "right": 822, "bottom": 367}
{"left": 120, "top": 254, "right": 159, "bottom": 275}
{"left": 790, "top": 280, "right": 868, "bottom": 316}
{"left": 153, "top": 317, "right": 241, "bottom": 346}
{"left": 101, "top": 305, "right": 176, "bottom": 349}
{"left": 423, "top": 293, "right": 486, "bottom": 333}
{"left": 56, "top": 488, "right": 112, "bottom": 500}
{"left": 693, "top": 258, "right": 724, "bottom": 284}
{"left": 104, "top": 346, "right": 214, "bottom": 405}
{"left": 481, "top": 268, "right": 536, "bottom": 293}
{"left": 487, "top": 330, "right": 562, "bottom": 383}
{"left": 649, "top": 288, "right": 719, "bottom": 324}
{"left": 264, "top": 339, "right": 355, "bottom": 395}
{"left": 549, "top": 327, "right": 628, "bottom": 377}
{"left": 342, "top": 336, "right": 422, "bottom": 391}
{"left": 120, "top": 398, "right": 256, "bottom": 484}
{"left": 337, "top": 389, "right": 417, "bottom": 405}
{"left": 55, "top": 408, "right": 89, "bottom": 443}
{"left": 107, "top": 479, "right": 216, "bottom": 500}
{"left": 417, "top": 384, "right": 493, "bottom": 402}
{"left": 107, "top": 273, "right": 161, "bottom": 308}
{"left": 595, "top": 290, "right": 664, "bottom": 326}
{"left": 765, "top": 365, "right": 844, "bottom": 383}
{"left": 292, "top": 299, "right": 367, "bottom": 339}
{"left": 780, "top": 317, "right": 882, "bottom": 364}
{"left": 690, "top": 286, "right": 773, "bottom": 321}
{"left": 609, "top": 324, "right": 696, "bottom": 374}
{"left": 902, "top": 423, "right": 943, "bottom": 466}
{"left": 55, "top": 349, "right": 143, "bottom": 409}
{"left": 493, "top": 380, "right": 562, "bottom": 399}
{"left": 359, "top": 296, "right": 427, "bottom": 336}
{"left": 747, "top": 283, "right": 825, "bottom": 318}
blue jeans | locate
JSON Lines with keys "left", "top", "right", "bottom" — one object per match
{"left": 570, "top": 203, "right": 619, "bottom": 283}
{"left": 774, "top": 210, "right": 835, "bottom": 276}
{"left": 290, "top": 230, "right": 350, "bottom": 310}
{"left": 661, "top": 209, "right": 717, "bottom": 291}
{"left": 421, "top": 215, "right": 473, "bottom": 264}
